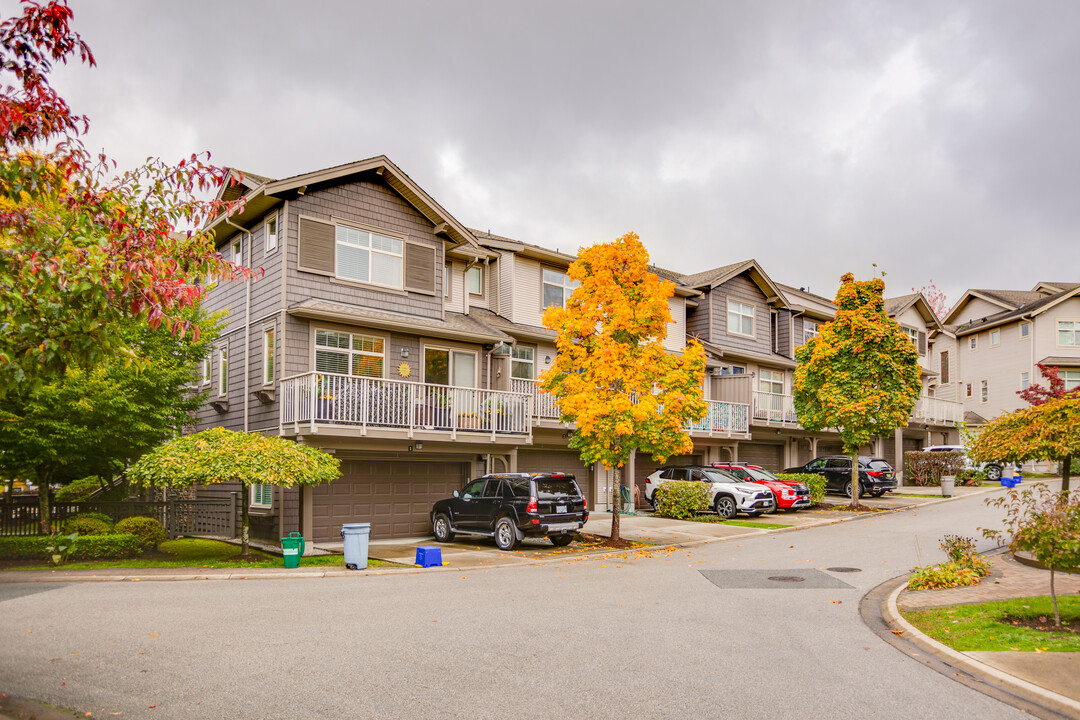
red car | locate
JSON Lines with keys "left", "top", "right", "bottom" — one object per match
{"left": 711, "top": 463, "right": 811, "bottom": 511}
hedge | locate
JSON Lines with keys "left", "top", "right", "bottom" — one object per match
{"left": 114, "top": 516, "right": 166, "bottom": 549}
{"left": 904, "top": 451, "right": 966, "bottom": 486}
{"left": 0, "top": 534, "right": 143, "bottom": 561}
{"left": 777, "top": 473, "right": 825, "bottom": 505}
{"left": 654, "top": 481, "right": 710, "bottom": 520}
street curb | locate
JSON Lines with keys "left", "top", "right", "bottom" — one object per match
{"left": 882, "top": 580, "right": 1080, "bottom": 719}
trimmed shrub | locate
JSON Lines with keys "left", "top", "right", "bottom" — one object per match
{"left": 115, "top": 516, "right": 166, "bottom": 549}
{"left": 55, "top": 476, "right": 105, "bottom": 502}
{"left": 61, "top": 516, "right": 112, "bottom": 536}
{"left": 908, "top": 561, "right": 985, "bottom": 590}
{"left": 654, "top": 481, "right": 710, "bottom": 520}
{"left": 956, "top": 469, "right": 985, "bottom": 486}
{"left": 777, "top": 472, "right": 825, "bottom": 505}
{"left": 905, "top": 451, "right": 966, "bottom": 486}
{"left": 0, "top": 534, "right": 142, "bottom": 561}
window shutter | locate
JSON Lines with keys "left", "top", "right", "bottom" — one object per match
{"left": 404, "top": 241, "right": 437, "bottom": 295}
{"left": 298, "top": 217, "right": 335, "bottom": 273}
{"left": 918, "top": 331, "right": 927, "bottom": 356}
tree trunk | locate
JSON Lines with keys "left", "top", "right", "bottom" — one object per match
{"left": 240, "top": 487, "right": 250, "bottom": 558}
{"left": 36, "top": 468, "right": 52, "bottom": 535}
{"left": 1051, "top": 567, "right": 1060, "bottom": 628}
{"left": 1061, "top": 453, "right": 1072, "bottom": 495}
{"left": 611, "top": 466, "right": 621, "bottom": 544}
{"left": 849, "top": 453, "right": 860, "bottom": 508}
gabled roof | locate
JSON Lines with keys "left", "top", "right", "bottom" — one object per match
{"left": 1034, "top": 281, "right": 1080, "bottom": 294}
{"left": 951, "top": 285, "right": 1080, "bottom": 336}
{"left": 775, "top": 283, "right": 835, "bottom": 320}
{"left": 884, "top": 292, "right": 943, "bottom": 333}
{"left": 678, "top": 259, "right": 790, "bottom": 307}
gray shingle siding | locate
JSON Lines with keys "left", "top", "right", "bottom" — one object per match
{"left": 712, "top": 275, "right": 774, "bottom": 356}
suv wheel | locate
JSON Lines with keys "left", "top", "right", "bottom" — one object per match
{"left": 714, "top": 496, "right": 736, "bottom": 520}
{"left": 649, "top": 492, "right": 662, "bottom": 511}
{"left": 870, "top": 489, "right": 886, "bottom": 498}
{"left": 550, "top": 534, "right": 573, "bottom": 547}
{"left": 986, "top": 465, "right": 1002, "bottom": 481}
{"left": 494, "top": 516, "right": 519, "bottom": 551}
{"left": 433, "top": 513, "right": 454, "bottom": 543}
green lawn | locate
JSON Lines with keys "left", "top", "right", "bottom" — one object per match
{"left": 685, "top": 516, "right": 790, "bottom": 530}
{"left": 8, "top": 538, "right": 400, "bottom": 570}
{"left": 903, "top": 595, "right": 1080, "bottom": 652}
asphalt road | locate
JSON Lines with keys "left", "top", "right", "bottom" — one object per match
{"left": 0, "top": 489, "right": 1034, "bottom": 720}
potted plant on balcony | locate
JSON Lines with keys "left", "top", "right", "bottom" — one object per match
{"left": 457, "top": 411, "right": 481, "bottom": 430}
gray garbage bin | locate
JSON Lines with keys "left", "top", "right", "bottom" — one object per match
{"left": 940, "top": 475, "right": 955, "bottom": 498}
{"left": 341, "top": 522, "right": 371, "bottom": 570}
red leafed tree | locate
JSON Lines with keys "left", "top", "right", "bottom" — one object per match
{"left": 911, "top": 281, "right": 949, "bottom": 321}
{"left": 0, "top": 0, "right": 251, "bottom": 397}
{"left": 1019, "top": 364, "right": 1080, "bottom": 406}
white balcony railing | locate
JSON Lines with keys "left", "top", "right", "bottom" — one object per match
{"left": 911, "top": 397, "right": 965, "bottom": 426}
{"left": 280, "top": 372, "right": 532, "bottom": 438}
{"left": 752, "top": 391, "right": 799, "bottom": 425}
{"left": 512, "top": 378, "right": 561, "bottom": 420}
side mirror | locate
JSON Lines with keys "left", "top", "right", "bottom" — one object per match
{"left": 452, "top": 490, "right": 460, "bottom": 498}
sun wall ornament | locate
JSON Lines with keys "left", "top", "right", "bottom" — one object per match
{"left": 398, "top": 362, "right": 412, "bottom": 379}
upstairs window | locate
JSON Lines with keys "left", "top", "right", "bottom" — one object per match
{"left": 1059, "top": 320, "right": 1080, "bottom": 347}
{"left": 444, "top": 264, "right": 452, "bottom": 298}
{"left": 201, "top": 358, "right": 211, "bottom": 386}
{"left": 901, "top": 326, "right": 918, "bottom": 347}
{"left": 543, "top": 269, "right": 578, "bottom": 308}
{"left": 939, "top": 350, "right": 950, "bottom": 384}
{"left": 980, "top": 379, "right": 989, "bottom": 404}
{"left": 990, "top": 329, "right": 1000, "bottom": 346}
{"left": 1063, "top": 370, "right": 1080, "bottom": 392}
{"left": 969, "top": 335, "right": 977, "bottom": 351}
{"left": 1020, "top": 322, "right": 1031, "bottom": 339}
{"left": 965, "top": 382, "right": 973, "bottom": 398}
{"left": 263, "top": 328, "right": 275, "bottom": 385}
{"left": 336, "top": 225, "right": 403, "bottom": 289}
{"left": 467, "top": 266, "right": 483, "bottom": 295}
{"left": 759, "top": 369, "right": 784, "bottom": 395}
{"left": 511, "top": 346, "right": 534, "bottom": 380}
{"left": 231, "top": 238, "right": 243, "bottom": 266}
{"left": 218, "top": 347, "right": 228, "bottom": 397}
{"left": 727, "top": 300, "right": 755, "bottom": 337}
{"left": 803, "top": 320, "right": 819, "bottom": 343}
{"left": 314, "top": 329, "right": 384, "bottom": 378}
{"left": 1020, "top": 371, "right": 1030, "bottom": 391}
{"left": 265, "top": 215, "right": 278, "bottom": 254}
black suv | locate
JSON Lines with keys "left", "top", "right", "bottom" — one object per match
{"left": 783, "top": 456, "right": 897, "bottom": 497}
{"left": 430, "top": 473, "right": 589, "bottom": 551}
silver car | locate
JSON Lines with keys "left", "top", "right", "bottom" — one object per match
{"left": 645, "top": 466, "right": 775, "bottom": 519}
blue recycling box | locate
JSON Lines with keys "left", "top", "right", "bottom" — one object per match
{"left": 340, "top": 522, "right": 371, "bottom": 570}
{"left": 415, "top": 546, "right": 443, "bottom": 568}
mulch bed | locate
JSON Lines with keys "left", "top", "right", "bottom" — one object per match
{"left": 578, "top": 532, "right": 637, "bottom": 550}
{"left": 817, "top": 502, "right": 887, "bottom": 513}
{"left": 999, "top": 615, "right": 1079, "bottom": 635}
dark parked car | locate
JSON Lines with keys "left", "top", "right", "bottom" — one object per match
{"left": 430, "top": 473, "right": 588, "bottom": 551}
{"left": 783, "top": 456, "right": 897, "bottom": 497}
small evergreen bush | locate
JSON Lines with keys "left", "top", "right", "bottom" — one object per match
{"left": 777, "top": 473, "right": 825, "bottom": 504}
{"left": 61, "top": 516, "right": 112, "bottom": 536}
{"left": 115, "top": 516, "right": 166, "bottom": 549}
{"left": 654, "top": 481, "right": 710, "bottom": 520}
{"left": 0, "top": 534, "right": 142, "bottom": 561}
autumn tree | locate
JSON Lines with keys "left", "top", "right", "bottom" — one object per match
{"left": 0, "top": 308, "right": 221, "bottom": 533}
{"left": 1019, "top": 363, "right": 1080, "bottom": 406}
{"left": 128, "top": 428, "right": 341, "bottom": 557}
{"left": 540, "top": 232, "right": 707, "bottom": 544}
{"left": 0, "top": 0, "right": 249, "bottom": 397}
{"left": 911, "top": 281, "right": 949, "bottom": 321}
{"left": 794, "top": 273, "right": 922, "bottom": 507}
{"left": 970, "top": 396, "right": 1079, "bottom": 494}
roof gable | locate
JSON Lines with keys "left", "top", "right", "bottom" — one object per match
{"left": 681, "top": 259, "right": 789, "bottom": 307}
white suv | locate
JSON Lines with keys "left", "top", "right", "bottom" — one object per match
{"left": 924, "top": 445, "right": 1003, "bottom": 481}
{"left": 645, "top": 466, "right": 775, "bottom": 519}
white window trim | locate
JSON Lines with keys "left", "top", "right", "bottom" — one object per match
{"left": 250, "top": 484, "right": 272, "bottom": 510}
{"left": 803, "top": 320, "right": 819, "bottom": 344}
{"left": 217, "top": 346, "right": 228, "bottom": 398}
{"left": 231, "top": 237, "right": 243, "bottom": 266}
{"left": 989, "top": 329, "right": 1000, "bottom": 347}
{"left": 979, "top": 378, "right": 989, "bottom": 405}
{"left": 264, "top": 213, "right": 278, "bottom": 255}
{"left": 1057, "top": 319, "right": 1080, "bottom": 349}
{"left": 965, "top": 382, "right": 973, "bottom": 399}
{"left": 1061, "top": 369, "right": 1080, "bottom": 392}
{"left": 1020, "top": 371, "right": 1030, "bottom": 392}
{"left": 201, "top": 357, "right": 211, "bottom": 386}
{"left": 540, "top": 266, "right": 577, "bottom": 310}
{"left": 900, "top": 325, "right": 919, "bottom": 348}
{"left": 422, "top": 344, "right": 479, "bottom": 387}
{"left": 332, "top": 219, "right": 407, "bottom": 291}
{"left": 758, "top": 368, "right": 784, "bottom": 395}
{"left": 444, "top": 263, "right": 452, "bottom": 300}
{"left": 1019, "top": 321, "right": 1031, "bottom": 340}
{"left": 263, "top": 326, "right": 276, "bottom": 386}
{"left": 467, "top": 265, "right": 483, "bottom": 296}
{"left": 511, "top": 345, "right": 535, "bottom": 380}
{"left": 311, "top": 326, "right": 388, "bottom": 379}
{"left": 727, "top": 299, "right": 755, "bottom": 339}
{"left": 968, "top": 335, "right": 978, "bottom": 351}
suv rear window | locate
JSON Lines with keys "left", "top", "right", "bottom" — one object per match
{"left": 866, "top": 460, "right": 892, "bottom": 471}
{"left": 535, "top": 480, "right": 579, "bottom": 499}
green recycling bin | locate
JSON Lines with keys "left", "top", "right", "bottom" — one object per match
{"left": 281, "top": 532, "right": 305, "bottom": 569}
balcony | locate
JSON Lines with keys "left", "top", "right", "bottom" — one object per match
{"left": 752, "top": 391, "right": 799, "bottom": 425}
{"left": 911, "top": 397, "right": 965, "bottom": 426}
{"left": 280, "top": 372, "right": 532, "bottom": 441}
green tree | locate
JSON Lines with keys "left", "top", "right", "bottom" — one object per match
{"left": 128, "top": 427, "right": 341, "bottom": 557}
{"left": 540, "top": 232, "right": 707, "bottom": 543}
{"left": 0, "top": 309, "right": 221, "bottom": 533}
{"left": 793, "top": 273, "right": 922, "bottom": 507}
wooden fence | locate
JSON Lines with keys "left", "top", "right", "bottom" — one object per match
{"left": 0, "top": 496, "right": 238, "bottom": 538}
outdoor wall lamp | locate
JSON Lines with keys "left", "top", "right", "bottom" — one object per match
{"left": 400, "top": 348, "right": 409, "bottom": 358}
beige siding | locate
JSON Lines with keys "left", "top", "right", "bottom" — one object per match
{"left": 1034, "top": 297, "right": 1080, "bottom": 365}
{"left": 952, "top": 297, "right": 1011, "bottom": 325}
{"left": 711, "top": 275, "right": 773, "bottom": 356}
{"left": 957, "top": 320, "right": 1036, "bottom": 418}
{"left": 893, "top": 306, "right": 931, "bottom": 371}
{"left": 446, "top": 261, "right": 465, "bottom": 314}
{"left": 498, "top": 252, "right": 516, "bottom": 323}
{"left": 933, "top": 335, "right": 958, "bottom": 401}
{"left": 467, "top": 263, "right": 491, "bottom": 311}
{"left": 513, "top": 256, "right": 545, "bottom": 328}
{"left": 664, "top": 296, "right": 686, "bottom": 352}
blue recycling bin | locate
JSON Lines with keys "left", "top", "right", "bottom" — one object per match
{"left": 340, "top": 522, "right": 371, "bottom": 570}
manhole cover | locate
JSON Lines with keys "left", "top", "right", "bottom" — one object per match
{"left": 826, "top": 567, "right": 862, "bottom": 573}
{"left": 768, "top": 575, "right": 805, "bottom": 583}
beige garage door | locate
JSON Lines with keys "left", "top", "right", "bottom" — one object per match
{"left": 517, "top": 450, "right": 592, "bottom": 506}
{"left": 739, "top": 443, "right": 784, "bottom": 472}
{"left": 817, "top": 441, "right": 844, "bottom": 457}
{"left": 311, "top": 459, "right": 467, "bottom": 541}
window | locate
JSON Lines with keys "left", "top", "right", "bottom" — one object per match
{"left": 467, "top": 266, "right": 483, "bottom": 295}
{"left": 218, "top": 347, "right": 228, "bottom": 397}
{"left": 444, "top": 264, "right": 451, "bottom": 298}
{"left": 263, "top": 328, "right": 275, "bottom": 385}
{"left": 901, "top": 327, "right": 918, "bottom": 347}
{"left": 201, "top": 357, "right": 211, "bottom": 386}
{"left": 314, "top": 329, "right": 384, "bottom": 377}
{"left": 264, "top": 215, "right": 277, "bottom": 254}
{"left": 1059, "top": 320, "right": 1080, "bottom": 347}
{"left": 720, "top": 365, "right": 746, "bottom": 375}
{"left": 969, "top": 335, "right": 977, "bottom": 351}
{"left": 250, "top": 484, "right": 272, "bottom": 509}
{"left": 990, "top": 329, "right": 1000, "bottom": 346}
{"left": 939, "top": 350, "right": 949, "bottom": 384}
{"left": 980, "top": 379, "right": 989, "bottom": 404}
{"left": 542, "top": 268, "right": 578, "bottom": 308}
{"left": 1063, "top": 370, "right": 1080, "bottom": 392}
{"left": 511, "top": 346, "right": 534, "bottom": 380}
{"left": 804, "top": 320, "right": 819, "bottom": 343}
{"left": 335, "top": 225, "right": 403, "bottom": 288}
{"left": 727, "top": 300, "right": 755, "bottom": 337}
{"left": 231, "top": 238, "right": 242, "bottom": 265}
{"left": 1020, "top": 371, "right": 1030, "bottom": 391}
{"left": 759, "top": 369, "right": 784, "bottom": 395}
{"left": 1020, "top": 322, "right": 1031, "bottom": 339}
{"left": 424, "top": 347, "right": 476, "bottom": 387}
{"left": 965, "top": 382, "right": 973, "bottom": 398}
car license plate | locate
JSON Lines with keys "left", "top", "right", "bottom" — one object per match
{"left": 556, "top": 504, "right": 567, "bottom": 513}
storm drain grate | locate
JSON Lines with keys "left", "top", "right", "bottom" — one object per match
{"left": 699, "top": 569, "right": 855, "bottom": 590}
{"left": 768, "top": 576, "right": 805, "bottom": 583}
{"left": 826, "top": 567, "right": 862, "bottom": 573}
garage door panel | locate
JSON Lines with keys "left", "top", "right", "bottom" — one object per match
{"left": 517, "top": 451, "right": 591, "bottom": 505}
{"left": 740, "top": 443, "right": 783, "bottom": 472}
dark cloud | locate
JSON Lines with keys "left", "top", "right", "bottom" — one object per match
{"left": 40, "top": 0, "right": 1080, "bottom": 305}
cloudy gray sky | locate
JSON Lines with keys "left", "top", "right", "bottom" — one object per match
{"left": 43, "top": 0, "right": 1080, "bottom": 307}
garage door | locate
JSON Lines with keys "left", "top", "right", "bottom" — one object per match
{"left": 517, "top": 450, "right": 592, "bottom": 506}
{"left": 817, "top": 441, "right": 844, "bottom": 457}
{"left": 311, "top": 459, "right": 467, "bottom": 541}
{"left": 739, "top": 443, "right": 783, "bottom": 472}
{"left": 634, "top": 454, "right": 702, "bottom": 508}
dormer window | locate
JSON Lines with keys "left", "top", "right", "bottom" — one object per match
{"left": 727, "top": 300, "right": 755, "bottom": 338}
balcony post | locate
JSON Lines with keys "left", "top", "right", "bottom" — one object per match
{"left": 309, "top": 373, "right": 317, "bottom": 434}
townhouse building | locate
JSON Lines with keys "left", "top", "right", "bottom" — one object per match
{"left": 195, "top": 155, "right": 962, "bottom": 545}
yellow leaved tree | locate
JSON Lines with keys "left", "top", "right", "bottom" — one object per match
{"left": 540, "top": 232, "right": 707, "bottom": 544}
